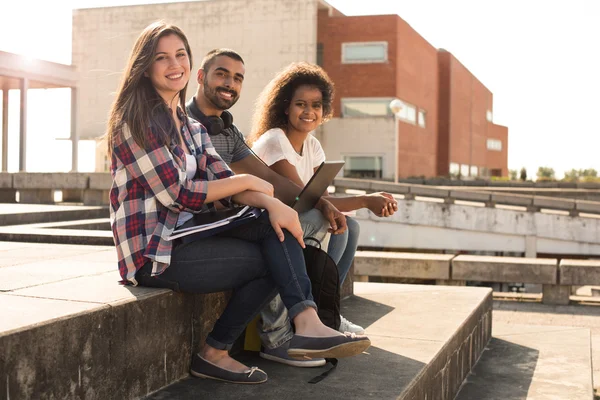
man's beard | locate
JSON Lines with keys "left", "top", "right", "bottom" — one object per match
{"left": 203, "top": 77, "right": 239, "bottom": 110}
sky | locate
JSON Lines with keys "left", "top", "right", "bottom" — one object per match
{"left": 1, "top": 0, "right": 599, "bottom": 177}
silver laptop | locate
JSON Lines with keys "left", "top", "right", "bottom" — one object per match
{"left": 292, "top": 161, "right": 345, "bottom": 213}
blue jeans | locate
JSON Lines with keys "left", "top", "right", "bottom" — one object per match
{"left": 135, "top": 211, "right": 316, "bottom": 351}
{"left": 258, "top": 208, "right": 329, "bottom": 349}
{"left": 327, "top": 216, "right": 360, "bottom": 284}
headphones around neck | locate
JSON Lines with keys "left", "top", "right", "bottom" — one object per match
{"left": 200, "top": 110, "right": 234, "bottom": 136}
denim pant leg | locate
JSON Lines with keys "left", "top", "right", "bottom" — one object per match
{"left": 299, "top": 208, "right": 329, "bottom": 243}
{"left": 136, "top": 236, "right": 279, "bottom": 351}
{"left": 327, "top": 216, "right": 360, "bottom": 284}
{"left": 257, "top": 208, "right": 330, "bottom": 349}
{"left": 223, "top": 212, "right": 316, "bottom": 319}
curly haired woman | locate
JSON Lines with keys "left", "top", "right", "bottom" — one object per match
{"left": 249, "top": 62, "right": 398, "bottom": 335}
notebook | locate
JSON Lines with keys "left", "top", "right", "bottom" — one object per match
{"left": 292, "top": 161, "right": 345, "bottom": 213}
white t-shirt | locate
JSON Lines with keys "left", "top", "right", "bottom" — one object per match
{"left": 252, "top": 128, "right": 326, "bottom": 185}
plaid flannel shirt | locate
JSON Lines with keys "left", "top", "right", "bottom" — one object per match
{"left": 110, "top": 110, "right": 233, "bottom": 284}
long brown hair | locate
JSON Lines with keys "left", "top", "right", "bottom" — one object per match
{"left": 248, "top": 62, "right": 334, "bottom": 145}
{"left": 106, "top": 21, "right": 192, "bottom": 156}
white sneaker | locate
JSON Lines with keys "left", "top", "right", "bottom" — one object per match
{"left": 338, "top": 315, "right": 365, "bottom": 335}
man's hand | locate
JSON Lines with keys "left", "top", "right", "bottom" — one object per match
{"left": 264, "top": 198, "right": 305, "bottom": 248}
{"left": 316, "top": 198, "right": 347, "bottom": 235}
{"left": 365, "top": 192, "right": 398, "bottom": 217}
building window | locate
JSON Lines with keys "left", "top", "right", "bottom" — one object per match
{"left": 342, "top": 42, "right": 387, "bottom": 64}
{"left": 316, "top": 43, "right": 324, "bottom": 67}
{"left": 461, "top": 164, "right": 469, "bottom": 177}
{"left": 397, "top": 102, "right": 417, "bottom": 124}
{"left": 341, "top": 98, "right": 394, "bottom": 117}
{"left": 486, "top": 110, "right": 493, "bottom": 122}
{"left": 487, "top": 139, "right": 502, "bottom": 151}
{"left": 418, "top": 109, "right": 426, "bottom": 128}
{"left": 343, "top": 156, "right": 382, "bottom": 179}
{"left": 470, "top": 166, "right": 478, "bottom": 177}
{"left": 449, "top": 163, "right": 460, "bottom": 178}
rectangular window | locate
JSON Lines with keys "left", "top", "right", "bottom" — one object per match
{"left": 417, "top": 109, "right": 426, "bottom": 128}
{"left": 487, "top": 139, "right": 502, "bottom": 151}
{"left": 396, "top": 102, "right": 417, "bottom": 124}
{"left": 316, "top": 43, "right": 324, "bottom": 67}
{"left": 343, "top": 156, "right": 383, "bottom": 179}
{"left": 341, "top": 98, "right": 394, "bottom": 117}
{"left": 342, "top": 42, "right": 388, "bottom": 64}
{"left": 486, "top": 110, "right": 493, "bottom": 122}
{"left": 461, "top": 164, "right": 469, "bottom": 177}
{"left": 470, "top": 166, "right": 478, "bottom": 177}
{"left": 450, "top": 163, "right": 460, "bottom": 176}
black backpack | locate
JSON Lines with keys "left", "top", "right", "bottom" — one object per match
{"left": 303, "top": 238, "right": 341, "bottom": 330}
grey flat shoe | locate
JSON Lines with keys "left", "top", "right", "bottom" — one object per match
{"left": 190, "top": 354, "right": 267, "bottom": 384}
{"left": 287, "top": 333, "right": 371, "bottom": 360}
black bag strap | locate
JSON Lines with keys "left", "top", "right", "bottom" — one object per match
{"left": 304, "top": 236, "right": 322, "bottom": 249}
{"left": 308, "top": 358, "right": 338, "bottom": 384}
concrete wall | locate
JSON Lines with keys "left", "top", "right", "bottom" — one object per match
{"left": 72, "top": 0, "right": 320, "bottom": 171}
{"left": 316, "top": 117, "right": 395, "bottom": 180}
{"left": 352, "top": 199, "right": 600, "bottom": 255}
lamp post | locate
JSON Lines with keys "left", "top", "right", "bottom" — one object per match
{"left": 389, "top": 99, "right": 405, "bottom": 183}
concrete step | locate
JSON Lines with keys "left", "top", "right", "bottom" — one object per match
{"left": 0, "top": 218, "right": 113, "bottom": 246}
{"left": 0, "top": 203, "right": 108, "bottom": 226}
{"left": 455, "top": 323, "right": 594, "bottom": 399}
{"left": 148, "top": 282, "right": 493, "bottom": 400}
{"left": 1, "top": 241, "right": 492, "bottom": 400}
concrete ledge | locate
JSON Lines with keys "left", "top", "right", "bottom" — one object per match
{"left": 0, "top": 173, "right": 13, "bottom": 188}
{"left": 449, "top": 190, "right": 491, "bottom": 203}
{"left": 409, "top": 185, "right": 449, "bottom": 198}
{"left": 575, "top": 200, "right": 600, "bottom": 214}
{"left": 150, "top": 283, "right": 493, "bottom": 400}
{"left": 452, "top": 255, "right": 557, "bottom": 284}
{"left": 0, "top": 242, "right": 232, "bottom": 400}
{"left": 533, "top": 196, "right": 576, "bottom": 211}
{"left": 559, "top": 259, "right": 600, "bottom": 285}
{"left": 0, "top": 204, "right": 108, "bottom": 226}
{"left": 490, "top": 193, "right": 533, "bottom": 207}
{"left": 354, "top": 251, "right": 452, "bottom": 280}
{"left": 13, "top": 173, "right": 89, "bottom": 190}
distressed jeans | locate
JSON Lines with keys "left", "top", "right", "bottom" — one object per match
{"left": 135, "top": 211, "right": 316, "bottom": 351}
{"left": 257, "top": 208, "right": 329, "bottom": 349}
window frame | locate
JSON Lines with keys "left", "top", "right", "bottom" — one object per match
{"left": 341, "top": 41, "right": 388, "bottom": 64}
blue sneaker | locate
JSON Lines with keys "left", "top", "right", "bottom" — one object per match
{"left": 260, "top": 340, "right": 326, "bottom": 367}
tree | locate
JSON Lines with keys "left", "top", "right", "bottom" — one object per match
{"left": 509, "top": 169, "right": 518, "bottom": 180}
{"left": 581, "top": 168, "right": 598, "bottom": 178}
{"left": 537, "top": 166, "right": 555, "bottom": 181}
{"left": 519, "top": 167, "right": 527, "bottom": 181}
{"left": 563, "top": 169, "right": 579, "bottom": 182}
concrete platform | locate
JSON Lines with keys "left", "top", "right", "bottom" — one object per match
{"left": 456, "top": 323, "right": 593, "bottom": 399}
{"left": 0, "top": 241, "right": 492, "bottom": 400}
{"left": 149, "top": 282, "right": 492, "bottom": 400}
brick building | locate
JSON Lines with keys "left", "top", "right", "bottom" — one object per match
{"left": 72, "top": 0, "right": 508, "bottom": 178}
{"left": 316, "top": 4, "right": 508, "bottom": 179}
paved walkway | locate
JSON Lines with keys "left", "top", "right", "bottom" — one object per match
{"left": 492, "top": 299, "right": 600, "bottom": 392}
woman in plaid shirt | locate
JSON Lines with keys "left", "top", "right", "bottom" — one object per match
{"left": 106, "top": 21, "right": 370, "bottom": 384}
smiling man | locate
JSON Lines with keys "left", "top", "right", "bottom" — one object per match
{"left": 186, "top": 49, "right": 351, "bottom": 368}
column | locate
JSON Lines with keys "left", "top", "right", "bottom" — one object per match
{"left": 70, "top": 87, "right": 78, "bottom": 172}
{"left": 2, "top": 88, "right": 8, "bottom": 172}
{"left": 19, "top": 78, "right": 28, "bottom": 172}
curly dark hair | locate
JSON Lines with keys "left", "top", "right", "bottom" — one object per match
{"left": 248, "top": 62, "right": 334, "bottom": 145}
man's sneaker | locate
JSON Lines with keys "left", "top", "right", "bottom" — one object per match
{"left": 338, "top": 315, "right": 365, "bottom": 335}
{"left": 260, "top": 339, "right": 326, "bottom": 367}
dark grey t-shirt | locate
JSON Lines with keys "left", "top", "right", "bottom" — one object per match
{"left": 186, "top": 98, "right": 251, "bottom": 165}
